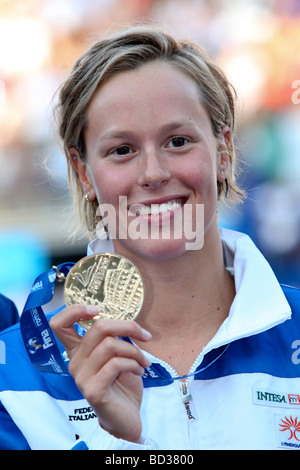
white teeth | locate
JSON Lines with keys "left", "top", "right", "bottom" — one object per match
{"left": 132, "top": 200, "right": 183, "bottom": 216}
{"left": 168, "top": 200, "right": 181, "bottom": 211}
{"left": 159, "top": 203, "right": 168, "bottom": 214}
{"left": 135, "top": 205, "right": 150, "bottom": 216}
{"left": 151, "top": 204, "right": 160, "bottom": 215}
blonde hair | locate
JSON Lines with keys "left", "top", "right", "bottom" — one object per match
{"left": 57, "top": 25, "right": 245, "bottom": 237}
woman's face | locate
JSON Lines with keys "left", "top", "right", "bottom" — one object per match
{"left": 75, "top": 60, "right": 228, "bottom": 262}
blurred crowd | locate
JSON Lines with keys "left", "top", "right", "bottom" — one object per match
{"left": 0, "top": 0, "right": 299, "bottom": 310}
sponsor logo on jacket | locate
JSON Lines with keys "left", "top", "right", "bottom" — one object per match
{"left": 253, "top": 389, "right": 300, "bottom": 408}
{"left": 275, "top": 414, "right": 300, "bottom": 449}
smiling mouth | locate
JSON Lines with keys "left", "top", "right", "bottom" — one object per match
{"left": 129, "top": 197, "right": 188, "bottom": 216}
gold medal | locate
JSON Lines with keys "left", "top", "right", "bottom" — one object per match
{"left": 64, "top": 253, "right": 144, "bottom": 329}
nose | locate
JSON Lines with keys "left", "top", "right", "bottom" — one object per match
{"left": 137, "top": 149, "right": 171, "bottom": 189}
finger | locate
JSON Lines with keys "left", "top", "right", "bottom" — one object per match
{"left": 70, "top": 335, "right": 151, "bottom": 381}
{"left": 78, "top": 318, "right": 152, "bottom": 359}
{"left": 82, "top": 358, "right": 146, "bottom": 405}
{"left": 88, "top": 318, "right": 152, "bottom": 344}
{"left": 99, "top": 357, "right": 146, "bottom": 393}
{"left": 91, "top": 335, "right": 151, "bottom": 369}
{"left": 49, "top": 304, "right": 100, "bottom": 352}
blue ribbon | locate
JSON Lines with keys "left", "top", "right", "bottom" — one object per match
{"left": 20, "top": 263, "right": 75, "bottom": 376}
{"left": 20, "top": 262, "right": 230, "bottom": 384}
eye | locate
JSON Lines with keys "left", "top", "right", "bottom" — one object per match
{"left": 167, "top": 137, "right": 189, "bottom": 148}
{"left": 112, "top": 145, "right": 132, "bottom": 156}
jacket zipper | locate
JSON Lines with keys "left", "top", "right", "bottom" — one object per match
{"left": 179, "top": 378, "right": 198, "bottom": 422}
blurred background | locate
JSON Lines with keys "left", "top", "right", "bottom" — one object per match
{"left": 0, "top": 0, "right": 299, "bottom": 312}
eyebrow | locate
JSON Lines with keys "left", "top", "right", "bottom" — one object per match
{"left": 99, "top": 120, "right": 197, "bottom": 141}
{"left": 161, "top": 120, "right": 197, "bottom": 132}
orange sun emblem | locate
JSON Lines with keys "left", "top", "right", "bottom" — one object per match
{"left": 279, "top": 416, "right": 300, "bottom": 441}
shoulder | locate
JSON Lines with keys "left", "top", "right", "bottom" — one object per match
{"left": 0, "top": 320, "right": 37, "bottom": 392}
{"left": 0, "top": 310, "right": 81, "bottom": 400}
{"left": 0, "top": 293, "right": 17, "bottom": 309}
{"left": 0, "top": 319, "right": 22, "bottom": 347}
{"left": 0, "top": 294, "right": 19, "bottom": 331}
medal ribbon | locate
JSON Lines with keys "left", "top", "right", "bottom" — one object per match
{"left": 20, "top": 262, "right": 75, "bottom": 376}
{"left": 120, "top": 336, "right": 231, "bottom": 386}
{"left": 20, "top": 262, "right": 230, "bottom": 385}
{"left": 142, "top": 343, "right": 230, "bottom": 386}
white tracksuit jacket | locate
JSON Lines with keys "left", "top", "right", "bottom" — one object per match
{"left": 0, "top": 228, "right": 300, "bottom": 450}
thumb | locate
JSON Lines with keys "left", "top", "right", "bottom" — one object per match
{"left": 49, "top": 304, "right": 99, "bottom": 353}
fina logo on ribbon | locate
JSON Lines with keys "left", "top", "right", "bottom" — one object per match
{"left": 27, "top": 337, "right": 42, "bottom": 355}
{"left": 20, "top": 262, "right": 75, "bottom": 376}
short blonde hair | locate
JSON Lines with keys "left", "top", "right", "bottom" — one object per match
{"left": 57, "top": 25, "right": 245, "bottom": 237}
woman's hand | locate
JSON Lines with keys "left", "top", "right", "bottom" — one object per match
{"left": 49, "top": 305, "right": 152, "bottom": 443}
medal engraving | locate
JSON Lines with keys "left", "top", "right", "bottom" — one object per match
{"left": 64, "top": 254, "right": 144, "bottom": 329}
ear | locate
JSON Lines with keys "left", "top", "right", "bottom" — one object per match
{"left": 216, "top": 126, "right": 231, "bottom": 182}
{"left": 69, "top": 147, "right": 96, "bottom": 201}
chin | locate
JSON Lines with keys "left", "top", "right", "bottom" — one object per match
{"left": 121, "top": 237, "right": 191, "bottom": 263}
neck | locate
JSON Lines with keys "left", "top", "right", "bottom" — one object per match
{"left": 115, "top": 221, "right": 235, "bottom": 346}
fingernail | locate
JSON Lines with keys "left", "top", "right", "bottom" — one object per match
{"left": 86, "top": 305, "right": 100, "bottom": 315}
{"left": 143, "top": 354, "right": 152, "bottom": 367}
{"left": 141, "top": 328, "right": 152, "bottom": 340}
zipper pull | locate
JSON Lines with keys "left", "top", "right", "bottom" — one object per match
{"left": 179, "top": 379, "right": 198, "bottom": 421}
{"left": 179, "top": 379, "right": 192, "bottom": 403}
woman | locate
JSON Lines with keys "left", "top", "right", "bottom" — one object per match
{"left": 0, "top": 25, "right": 299, "bottom": 450}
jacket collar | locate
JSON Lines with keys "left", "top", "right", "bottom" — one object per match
{"left": 209, "top": 228, "right": 291, "bottom": 351}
